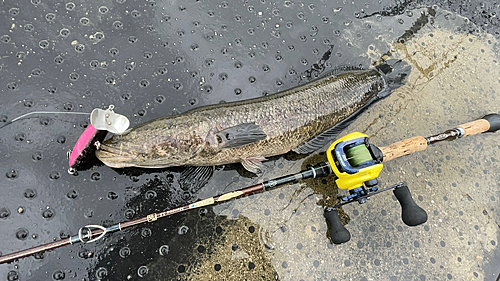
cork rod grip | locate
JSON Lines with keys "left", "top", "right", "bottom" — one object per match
{"left": 380, "top": 136, "right": 428, "bottom": 162}
{"left": 457, "top": 119, "right": 491, "bottom": 137}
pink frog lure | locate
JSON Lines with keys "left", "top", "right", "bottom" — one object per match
{"left": 68, "top": 105, "right": 129, "bottom": 173}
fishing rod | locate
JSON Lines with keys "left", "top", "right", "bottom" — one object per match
{"left": 1, "top": 113, "right": 498, "bottom": 264}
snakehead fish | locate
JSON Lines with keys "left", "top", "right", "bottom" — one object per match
{"left": 96, "top": 69, "right": 387, "bottom": 174}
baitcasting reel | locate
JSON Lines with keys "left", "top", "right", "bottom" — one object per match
{"left": 322, "top": 113, "right": 500, "bottom": 244}
{"left": 323, "top": 132, "right": 428, "bottom": 244}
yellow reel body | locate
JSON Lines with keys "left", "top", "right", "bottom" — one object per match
{"left": 326, "top": 132, "right": 383, "bottom": 190}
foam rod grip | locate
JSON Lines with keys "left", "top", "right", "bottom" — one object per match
{"left": 324, "top": 208, "right": 351, "bottom": 244}
{"left": 393, "top": 185, "right": 428, "bottom": 226}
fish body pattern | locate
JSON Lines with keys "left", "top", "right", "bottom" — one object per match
{"left": 96, "top": 69, "right": 387, "bottom": 173}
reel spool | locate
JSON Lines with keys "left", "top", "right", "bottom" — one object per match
{"left": 327, "top": 132, "right": 384, "bottom": 192}
{"left": 324, "top": 132, "right": 428, "bottom": 244}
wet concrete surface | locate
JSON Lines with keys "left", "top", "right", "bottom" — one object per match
{"left": 1, "top": 0, "right": 500, "bottom": 280}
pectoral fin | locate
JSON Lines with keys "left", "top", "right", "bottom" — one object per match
{"left": 215, "top": 122, "right": 267, "bottom": 149}
{"left": 241, "top": 156, "right": 267, "bottom": 174}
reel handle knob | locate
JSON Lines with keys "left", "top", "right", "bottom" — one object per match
{"left": 393, "top": 184, "right": 427, "bottom": 226}
{"left": 324, "top": 208, "right": 351, "bottom": 244}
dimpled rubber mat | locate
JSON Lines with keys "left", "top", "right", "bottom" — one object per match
{"left": 1, "top": 0, "right": 500, "bottom": 280}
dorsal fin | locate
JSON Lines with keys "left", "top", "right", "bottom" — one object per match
{"left": 319, "top": 65, "right": 365, "bottom": 79}
{"left": 292, "top": 119, "right": 354, "bottom": 154}
{"left": 293, "top": 96, "right": 377, "bottom": 154}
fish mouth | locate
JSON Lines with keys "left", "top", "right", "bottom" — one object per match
{"left": 95, "top": 143, "right": 137, "bottom": 168}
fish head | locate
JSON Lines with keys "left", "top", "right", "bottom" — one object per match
{"left": 96, "top": 115, "right": 213, "bottom": 168}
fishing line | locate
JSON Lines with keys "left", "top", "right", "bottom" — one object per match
{"left": 0, "top": 111, "right": 91, "bottom": 129}
{"left": 345, "top": 145, "right": 373, "bottom": 166}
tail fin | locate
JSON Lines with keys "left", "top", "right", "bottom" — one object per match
{"left": 375, "top": 58, "right": 411, "bottom": 94}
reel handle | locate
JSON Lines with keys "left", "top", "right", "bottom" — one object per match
{"left": 393, "top": 184, "right": 427, "bottom": 226}
{"left": 324, "top": 208, "right": 351, "bottom": 244}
